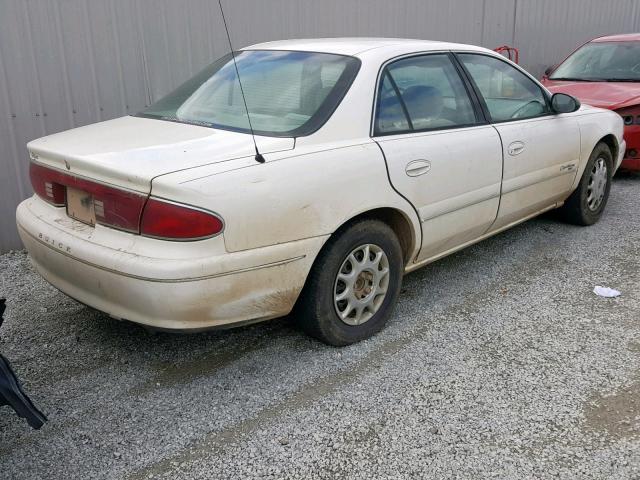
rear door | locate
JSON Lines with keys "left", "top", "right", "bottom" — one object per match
{"left": 373, "top": 53, "right": 503, "bottom": 262}
{"left": 456, "top": 53, "right": 581, "bottom": 230}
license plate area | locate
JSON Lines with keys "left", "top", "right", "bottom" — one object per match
{"left": 66, "top": 187, "right": 96, "bottom": 226}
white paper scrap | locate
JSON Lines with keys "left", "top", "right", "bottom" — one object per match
{"left": 593, "top": 286, "right": 621, "bottom": 298}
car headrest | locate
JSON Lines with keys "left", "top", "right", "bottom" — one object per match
{"left": 403, "top": 85, "right": 444, "bottom": 119}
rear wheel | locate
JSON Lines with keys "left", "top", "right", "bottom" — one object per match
{"left": 559, "top": 143, "right": 613, "bottom": 226}
{"left": 295, "top": 219, "right": 403, "bottom": 346}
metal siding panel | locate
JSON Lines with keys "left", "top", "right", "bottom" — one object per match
{"left": 136, "top": 0, "right": 174, "bottom": 101}
{"left": 108, "top": 0, "right": 146, "bottom": 115}
{"left": 56, "top": 0, "right": 101, "bottom": 126}
{"left": 85, "top": 0, "right": 126, "bottom": 120}
{"left": 224, "top": 0, "right": 485, "bottom": 46}
{"left": 163, "top": 0, "right": 194, "bottom": 79}
{"left": 0, "top": 43, "right": 27, "bottom": 251}
{"left": 51, "top": 1, "right": 77, "bottom": 130}
{"left": 0, "top": 1, "right": 43, "bottom": 250}
{"left": 183, "top": 0, "right": 233, "bottom": 75}
{"left": 23, "top": 1, "right": 66, "bottom": 135}
{"left": 480, "top": 0, "right": 516, "bottom": 49}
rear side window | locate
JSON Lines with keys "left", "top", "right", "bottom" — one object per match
{"left": 374, "top": 54, "right": 478, "bottom": 135}
{"left": 457, "top": 53, "right": 550, "bottom": 122}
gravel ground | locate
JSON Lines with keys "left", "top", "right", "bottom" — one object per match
{"left": 1, "top": 174, "right": 640, "bottom": 479}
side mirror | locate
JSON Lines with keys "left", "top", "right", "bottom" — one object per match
{"left": 551, "top": 93, "right": 581, "bottom": 114}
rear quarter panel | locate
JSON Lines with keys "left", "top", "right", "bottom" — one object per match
{"left": 150, "top": 141, "right": 421, "bottom": 257}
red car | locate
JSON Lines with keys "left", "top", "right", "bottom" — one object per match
{"left": 542, "top": 33, "right": 640, "bottom": 171}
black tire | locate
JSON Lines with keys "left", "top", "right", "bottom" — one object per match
{"left": 559, "top": 142, "right": 613, "bottom": 226}
{"left": 295, "top": 219, "right": 404, "bottom": 346}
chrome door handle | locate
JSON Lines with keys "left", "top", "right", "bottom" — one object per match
{"left": 508, "top": 141, "right": 525, "bottom": 156}
{"left": 405, "top": 159, "right": 432, "bottom": 177}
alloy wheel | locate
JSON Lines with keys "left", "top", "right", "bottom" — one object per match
{"left": 333, "top": 243, "right": 390, "bottom": 326}
{"left": 586, "top": 157, "right": 608, "bottom": 211}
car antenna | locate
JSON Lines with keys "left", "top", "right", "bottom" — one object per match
{"left": 218, "top": 0, "right": 265, "bottom": 164}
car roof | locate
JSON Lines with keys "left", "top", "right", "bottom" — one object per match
{"left": 243, "top": 37, "right": 490, "bottom": 57}
{"left": 592, "top": 33, "right": 640, "bottom": 42}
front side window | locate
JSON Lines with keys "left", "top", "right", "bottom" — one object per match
{"left": 374, "top": 54, "right": 478, "bottom": 135}
{"left": 458, "top": 53, "right": 550, "bottom": 122}
{"left": 550, "top": 41, "right": 640, "bottom": 82}
{"left": 138, "top": 50, "right": 360, "bottom": 137}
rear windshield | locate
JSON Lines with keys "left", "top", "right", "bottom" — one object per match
{"left": 137, "top": 50, "right": 361, "bottom": 137}
{"left": 550, "top": 41, "right": 640, "bottom": 82}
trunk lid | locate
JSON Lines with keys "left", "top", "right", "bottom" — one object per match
{"left": 27, "top": 115, "right": 295, "bottom": 193}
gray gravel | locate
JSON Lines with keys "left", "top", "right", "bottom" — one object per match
{"left": 1, "top": 173, "right": 640, "bottom": 479}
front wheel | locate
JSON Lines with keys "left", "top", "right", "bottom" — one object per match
{"left": 295, "top": 219, "right": 404, "bottom": 346}
{"left": 559, "top": 142, "right": 613, "bottom": 226}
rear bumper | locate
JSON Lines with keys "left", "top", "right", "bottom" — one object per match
{"left": 17, "top": 197, "right": 326, "bottom": 330}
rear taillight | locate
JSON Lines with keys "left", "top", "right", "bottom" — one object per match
{"left": 140, "top": 198, "right": 224, "bottom": 240}
{"left": 88, "top": 183, "right": 147, "bottom": 232}
{"left": 30, "top": 163, "right": 65, "bottom": 206}
{"left": 29, "top": 161, "right": 222, "bottom": 240}
{"left": 29, "top": 161, "right": 147, "bottom": 232}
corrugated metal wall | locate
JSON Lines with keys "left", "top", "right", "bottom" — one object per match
{"left": 1, "top": 0, "right": 639, "bottom": 251}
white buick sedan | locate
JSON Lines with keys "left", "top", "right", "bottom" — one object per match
{"left": 17, "top": 39, "right": 624, "bottom": 345}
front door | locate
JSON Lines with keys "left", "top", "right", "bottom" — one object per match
{"left": 373, "top": 53, "right": 503, "bottom": 262}
{"left": 456, "top": 53, "right": 581, "bottom": 230}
